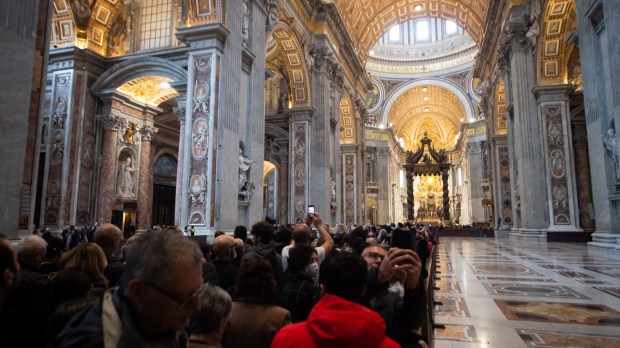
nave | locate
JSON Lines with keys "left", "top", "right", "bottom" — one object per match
{"left": 432, "top": 238, "right": 620, "bottom": 348}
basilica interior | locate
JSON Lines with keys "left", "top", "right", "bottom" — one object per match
{"left": 1, "top": 0, "right": 619, "bottom": 251}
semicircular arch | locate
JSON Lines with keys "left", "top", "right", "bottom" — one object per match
{"left": 91, "top": 57, "right": 188, "bottom": 94}
{"left": 381, "top": 78, "right": 474, "bottom": 124}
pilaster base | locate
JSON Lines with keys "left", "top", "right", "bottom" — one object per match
{"left": 588, "top": 232, "right": 620, "bottom": 251}
{"left": 495, "top": 229, "right": 512, "bottom": 238}
{"left": 510, "top": 228, "right": 547, "bottom": 240}
{"left": 547, "top": 231, "right": 592, "bottom": 242}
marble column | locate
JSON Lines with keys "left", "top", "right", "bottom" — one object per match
{"left": 0, "top": 0, "right": 40, "bottom": 237}
{"left": 467, "top": 141, "right": 485, "bottom": 223}
{"left": 500, "top": 6, "right": 548, "bottom": 237}
{"left": 278, "top": 142, "right": 289, "bottom": 225}
{"left": 442, "top": 168, "right": 451, "bottom": 221}
{"left": 575, "top": 1, "right": 620, "bottom": 249}
{"left": 406, "top": 167, "right": 414, "bottom": 222}
{"left": 173, "top": 103, "right": 186, "bottom": 226}
{"left": 96, "top": 113, "right": 121, "bottom": 224}
{"left": 376, "top": 146, "right": 390, "bottom": 224}
{"left": 137, "top": 124, "right": 157, "bottom": 231}
{"left": 533, "top": 84, "right": 582, "bottom": 235}
{"left": 573, "top": 121, "right": 595, "bottom": 231}
{"left": 308, "top": 40, "right": 343, "bottom": 224}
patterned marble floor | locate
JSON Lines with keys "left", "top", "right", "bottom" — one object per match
{"left": 432, "top": 237, "right": 620, "bottom": 348}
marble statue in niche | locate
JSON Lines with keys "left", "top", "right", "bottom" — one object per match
{"left": 238, "top": 146, "right": 255, "bottom": 200}
{"left": 603, "top": 126, "right": 620, "bottom": 182}
{"left": 330, "top": 180, "right": 337, "bottom": 210}
{"left": 117, "top": 154, "right": 138, "bottom": 197}
{"left": 193, "top": 80, "right": 210, "bottom": 115}
{"left": 241, "top": 0, "right": 250, "bottom": 47}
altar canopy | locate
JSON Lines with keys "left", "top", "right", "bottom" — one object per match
{"left": 404, "top": 133, "right": 451, "bottom": 223}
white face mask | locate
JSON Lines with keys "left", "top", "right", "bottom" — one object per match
{"left": 305, "top": 262, "right": 319, "bottom": 277}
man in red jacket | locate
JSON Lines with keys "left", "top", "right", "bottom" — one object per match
{"left": 271, "top": 252, "right": 399, "bottom": 348}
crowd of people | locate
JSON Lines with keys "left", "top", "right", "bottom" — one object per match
{"left": 0, "top": 212, "right": 438, "bottom": 348}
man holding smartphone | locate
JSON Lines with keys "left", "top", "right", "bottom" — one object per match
{"left": 281, "top": 208, "right": 334, "bottom": 279}
{"left": 361, "top": 237, "right": 427, "bottom": 347}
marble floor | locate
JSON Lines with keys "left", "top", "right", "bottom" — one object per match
{"left": 431, "top": 237, "right": 620, "bottom": 348}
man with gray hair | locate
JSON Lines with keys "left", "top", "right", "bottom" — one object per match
{"left": 94, "top": 223, "right": 125, "bottom": 286}
{"left": 188, "top": 284, "right": 232, "bottom": 347}
{"left": 0, "top": 235, "right": 47, "bottom": 346}
{"left": 55, "top": 230, "right": 205, "bottom": 347}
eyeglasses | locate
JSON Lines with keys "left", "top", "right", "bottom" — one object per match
{"left": 143, "top": 279, "right": 205, "bottom": 307}
{"left": 364, "top": 252, "right": 385, "bottom": 261}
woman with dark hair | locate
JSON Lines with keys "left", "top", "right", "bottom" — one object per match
{"left": 280, "top": 245, "right": 320, "bottom": 323}
{"left": 224, "top": 258, "right": 290, "bottom": 348}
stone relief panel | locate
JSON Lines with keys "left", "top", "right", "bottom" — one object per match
{"left": 81, "top": 133, "right": 95, "bottom": 169}
{"left": 188, "top": 54, "right": 213, "bottom": 226}
{"left": 545, "top": 105, "right": 570, "bottom": 224}
{"left": 189, "top": 174, "right": 207, "bottom": 208}
{"left": 266, "top": 170, "right": 276, "bottom": 219}
{"left": 51, "top": 131, "right": 65, "bottom": 165}
{"left": 45, "top": 73, "right": 72, "bottom": 225}
{"left": 498, "top": 146, "right": 512, "bottom": 227}
{"left": 192, "top": 118, "right": 209, "bottom": 160}
{"left": 51, "top": 96, "right": 68, "bottom": 129}
{"left": 344, "top": 153, "right": 356, "bottom": 225}
{"left": 293, "top": 123, "right": 307, "bottom": 221}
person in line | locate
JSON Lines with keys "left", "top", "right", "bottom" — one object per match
{"left": 361, "top": 244, "right": 427, "bottom": 346}
{"left": 280, "top": 244, "right": 320, "bottom": 322}
{"left": 54, "top": 229, "right": 204, "bottom": 347}
{"left": 224, "top": 258, "right": 290, "bottom": 348}
{"left": 271, "top": 252, "right": 399, "bottom": 347}
{"left": 188, "top": 284, "right": 232, "bottom": 348}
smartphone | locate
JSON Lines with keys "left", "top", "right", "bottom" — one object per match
{"left": 308, "top": 205, "right": 315, "bottom": 216}
{"left": 391, "top": 228, "right": 417, "bottom": 251}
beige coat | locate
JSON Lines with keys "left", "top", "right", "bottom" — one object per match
{"left": 224, "top": 301, "right": 291, "bottom": 348}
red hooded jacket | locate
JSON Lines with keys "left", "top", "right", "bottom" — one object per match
{"left": 271, "top": 293, "right": 400, "bottom": 348}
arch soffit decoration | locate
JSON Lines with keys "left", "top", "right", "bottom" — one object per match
{"left": 381, "top": 78, "right": 474, "bottom": 124}
{"left": 538, "top": 0, "right": 576, "bottom": 85}
{"left": 91, "top": 57, "right": 187, "bottom": 105}
{"left": 340, "top": 96, "right": 356, "bottom": 144}
{"left": 333, "top": 0, "right": 489, "bottom": 65}
{"left": 271, "top": 25, "right": 311, "bottom": 107}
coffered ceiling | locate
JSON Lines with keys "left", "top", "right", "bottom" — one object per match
{"left": 332, "top": 0, "right": 489, "bottom": 63}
